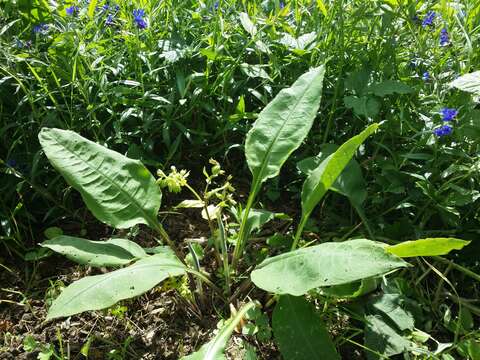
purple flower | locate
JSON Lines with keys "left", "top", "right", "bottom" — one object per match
{"left": 422, "top": 11, "right": 436, "bottom": 27}
{"left": 441, "top": 108, "right": 458, "bottom": 122}
{"left": 440, "top": 28, "right": 449, "bottom": 46}
{"left": 422, "top": 71, "right": 430, "bottom": 81}
{"left": 280, "top": 1, "right": 285, "bottom": 9}
{"left": 133, "top": 9, "right": 147, "bottom": 29}
{"left": 66, "top": 5, "right": 79, "bottom": 16}
{"left": 433, "top": 124, "right": 453, "bottom": 137}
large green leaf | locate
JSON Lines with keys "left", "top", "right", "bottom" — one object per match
{"left": 300, "top": 124, "right": 378, "bottom": 219}
{"left": 47, "top": 252, "right": 185, "bottom": 320}
{"left": 41, "top": 236, "right": 149, "bottom": 267}
{"left": 234, "top": 66, "right": 326, "bottom": 264}
{"left": 181, "top": 302, "right": 257, "bottom": 360}
{"left": 293, "top": 124, "right": 378, "bottom": 247}
{"left": 245, "top": 66, "right": 325, "bottom": 187}
{"left": 449, "top": 71, "right": 480, "bottom": 95}
{"left": 364, "top": 315, "right": 411, "bottom": 360}
{"left": 369, "top": 294, "right": 415, "bottom": 331}
{"left": 297, "top": 144, "right": 367, "bottom": 208}
{"left": 273, "top": 295, "right": 340, "bottom": 360}
{"left": 251, "top": 239, "right": 408, "bottom": 296}
{"left": 386, "top": 238, "right": 470, "bottom": 258}
{"left": 38, "top": 128, "right": 161, "bottom": 229}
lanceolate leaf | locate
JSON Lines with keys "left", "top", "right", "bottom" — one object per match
{"left": 293, "top": 124, "right": 378, "bottom": 247}
{"left": 245, "top": 66, "right": 326, "bottom": 187}
{"left": 300, "top": 124, "right": 378, "bottom": 220}
{"left": 251, "top": 239, "right": 408, "bottom": 296}
{"left": 234, "top": 66, "right": 326, "bottom": 264}
{"left": 39, "top": 128, "right": 161, "bottom": 229}
{"left": 41, "top": 236, "right": 148, "bottom": 267}
{"left": 449, "top": 71, "right": 480, "bottom": 95}
{"left": 47, "top": 252, "right": 185, "bottom": 320}
{"left": 273, "top": 295, "right": 340, "bottom": 360}
{"left": 181, "top": 302, "right": 257, "bottom": 360}
{"left": 239, "top": 12, "right": 257, "bottom": 36}
{"left": 297, "top": 144, "right": 367, "bottom": 208}
{"left": 386, "top": 238, "right": 470, "bottom": 258}
{"left": 87, "top": 0, "right": 98, "bottom": 18}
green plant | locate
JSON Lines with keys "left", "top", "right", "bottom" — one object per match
{"left": 36, "top": 67, "right": 472, "bottom": 358}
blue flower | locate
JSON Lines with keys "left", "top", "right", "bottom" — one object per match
{"left": 280, "top": 1, "right": 285, "bottom": 9}
{"left": 105, "top": 13, "right": 115, "bottom": 26}
{"left": 66, "top": 5, "right": 79, "bottom": 16}
{"left": 6, "top": 159, "right": 17, "bottom": 168}
{"left": 433, "top": 124, "right": 453, "bottom": 137}
{"left": 440, "top": 108, "right": 458, "bottom": 122}
{"left": 422, "top": 11, "right": 436, "bottom": 27}
{"left": 422, "top": 71, "right": 430, "bottom": 81}
{"left": 214, "top": 1, "right": 219, "bottom": 10}
{"left": 33, "top": 23, "right": 49, "bottom": 34}
{"left": 440, "top": 28, "right": 449, "bottom": 46}
{"left": 133, "top": 9, "right": 147, "bottom": 29}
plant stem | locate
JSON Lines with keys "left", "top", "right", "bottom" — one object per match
{"left": 231, "top": 188, "right": 256, "bottom": 268}
{"left": 216, "top": 215, "right": 231, "bottom": 295}
{"left": 185, "top": 183, "right": 216, "bottom": 236}
{"left": 187, "top": 242, "right": 205, "bottom": 306}
{"left": 434, "top": 256, "right": 480, "bottom": 283}
{"left": 186, "top": 269, "right": 226, "bottom": 301}
{"left": 151, "top": 220, "right": 185, "bottom": 261}
{"left": 291, "top": 214, "right": 308, "bottom": 250}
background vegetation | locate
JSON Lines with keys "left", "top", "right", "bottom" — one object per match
{"left": 1, "top": 0, "right": 480, "bottom": 359}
